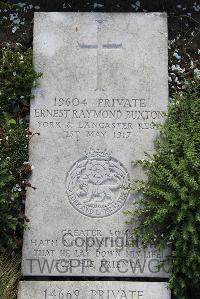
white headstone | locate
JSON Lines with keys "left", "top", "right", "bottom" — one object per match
{"left": 22, "top": 12, "right": 169, "bottom": 277}
{"left": 18, "top": 281, "right": 171, "bottom": 299}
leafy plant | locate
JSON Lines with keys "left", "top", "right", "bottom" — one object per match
{"left": 0, "top": 47, "right": 41, "bottom": 251}
{"left": 0, "top": 252, "right": 20, "bottom": 299}
{"left": 127, "top": 79, "right": 200, "bottom": 299}
{"left": 0, "top": 1, "right": 14, "bottom": 10}
{"left": 0, "top": 48, "right": 40, "bottom": 119}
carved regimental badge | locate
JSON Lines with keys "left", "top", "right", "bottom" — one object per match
{"left": 65, "top": 149, "right": 129, "bottom": 218}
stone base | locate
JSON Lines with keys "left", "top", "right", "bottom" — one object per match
{"left": 18, "top": 281, "right": 170, "bottom": 299}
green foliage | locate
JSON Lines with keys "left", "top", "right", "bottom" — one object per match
{"left": 0, "top": 47, "right": 41, "bottom": 251}
{"left": 0, "top": 48, "right": 40, "bottom": 118}
{"left": 0, "top": 122, "right": 29, "bottom": 250}
{"left": 0, "top": 252, "right": 20, "bottom": 299}
{"left": 127, "top": 79, "right": 200, "bottom": 299}
{"left": 0, "top": 1, "right": 14, "bottom": 10}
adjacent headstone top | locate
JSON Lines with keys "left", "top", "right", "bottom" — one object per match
{"left": 18, "top": 281, "right": 171, "bottom": 299}
{"left": 22, "top": 12, "right": 169, "bottom": 277}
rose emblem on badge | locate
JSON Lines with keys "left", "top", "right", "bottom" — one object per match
{"left": 65, "top": 149, "right": 130, "bottom": 218}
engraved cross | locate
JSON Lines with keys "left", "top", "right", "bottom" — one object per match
{"left": 78, "top": 19, "right": 122, "bottom": 91}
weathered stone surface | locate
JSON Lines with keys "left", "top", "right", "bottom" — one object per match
{"left": 18, "top": 281, "right": 170, "bottom": 299}
{"left": 22, "top": 12, "right": 169, "bottom": 277}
